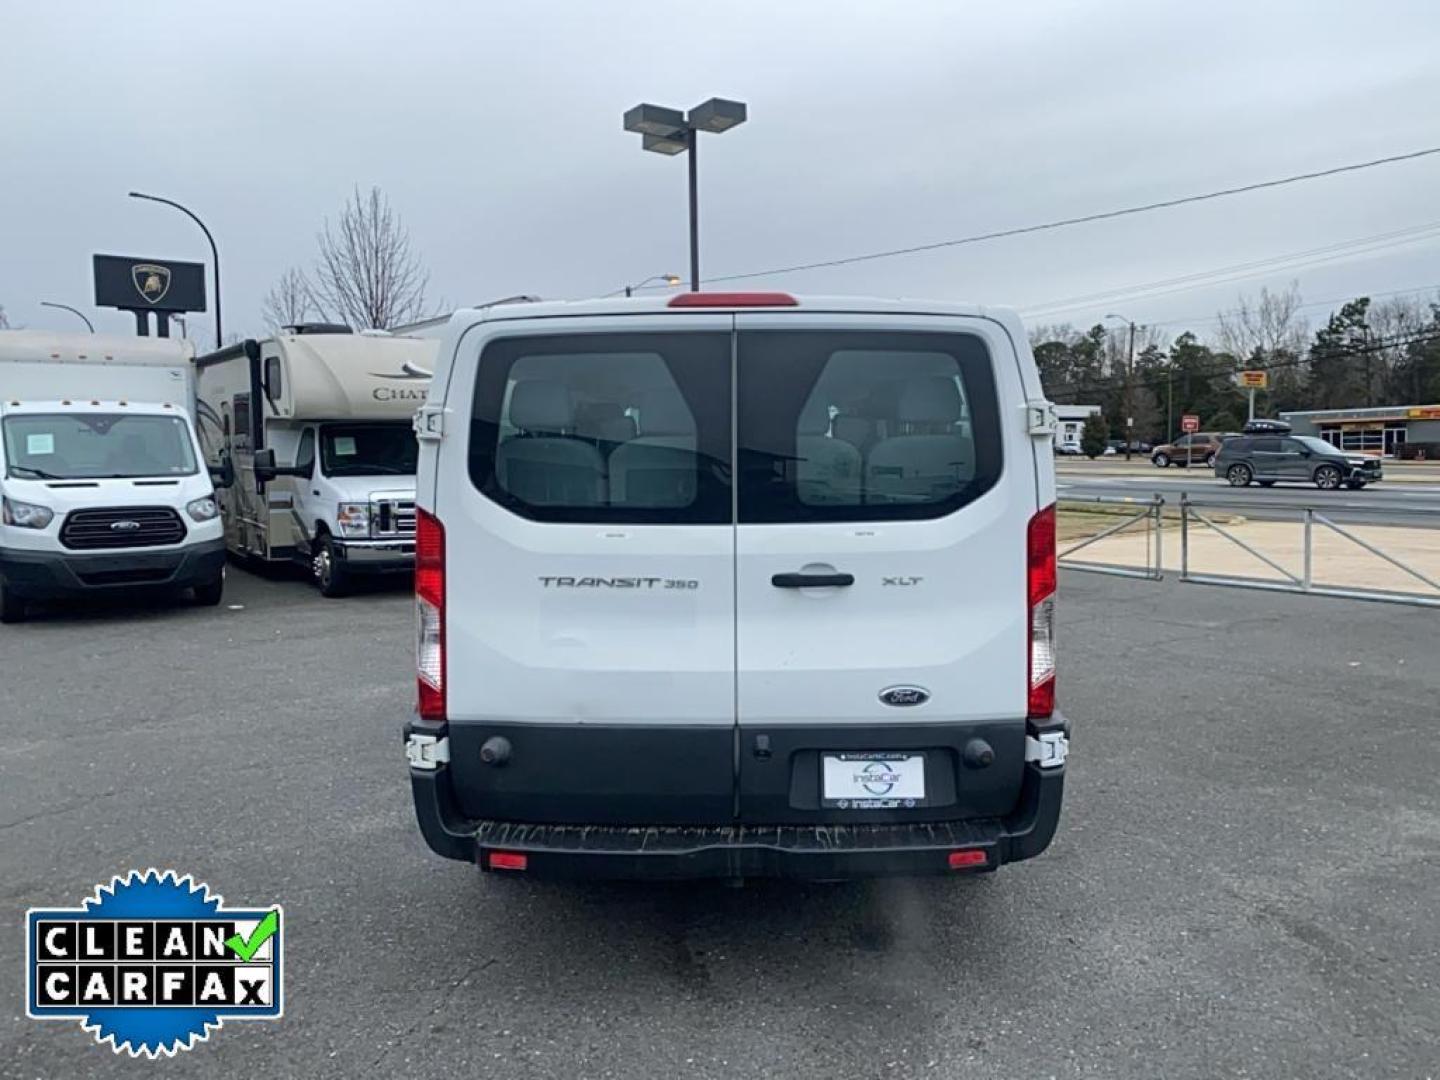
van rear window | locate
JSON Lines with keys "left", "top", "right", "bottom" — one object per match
{"left": 468, "top": 332, "right": 732, "bottom": 524}
{"left": 736, "top": 330, "right": 1001, "bottom": 523}
{"left": 467, "top": 329, "right": 1002, "bottom": 524}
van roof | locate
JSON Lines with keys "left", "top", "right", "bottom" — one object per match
{"left": 444, "top": 294, "right": 1017, "bottom": 326}
{"left": 0, "top": 330, "right": 196, "bottom": 366}
{"left": 0, "top": 398, "right": 187, "bottom": 416}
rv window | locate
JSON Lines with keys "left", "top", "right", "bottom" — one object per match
{"left": 320, "top": 423, "right": 417, "bottom": 476}
{"left": 264, "top": 356, "right": 283, "bottom": 402}
{"left": 232, "top": 395, "right": 251, "bottom": 452}
{"left": 296, "top": 427, "right": 316, "bottom": 476}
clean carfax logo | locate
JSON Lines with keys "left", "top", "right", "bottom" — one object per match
{"left": 26, "top": 869, "right": 283, "bottom": 1058}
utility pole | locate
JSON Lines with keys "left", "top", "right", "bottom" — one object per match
{"left": 1106, "top": 313, "right": 1137, "bottom": 460}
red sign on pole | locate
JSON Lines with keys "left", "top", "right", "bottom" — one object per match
{"left": 1181, "top": 414, "right": 1200, "bottom": 433}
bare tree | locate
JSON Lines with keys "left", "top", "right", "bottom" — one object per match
{"left": 306, "top": 186, "right": 430, "bottom": 329}
{"left": 261, "top": 267, "right": 315, "bottom": 330}
{"left": 1215, "top": 283, "right": 1308, "bottom": 359}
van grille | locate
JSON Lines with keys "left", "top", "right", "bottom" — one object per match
{"left": 373, "top": 499, "right": 416, "bottom": 537}
{"left": 59, "top": 507, "right": 187, "bottom": 550}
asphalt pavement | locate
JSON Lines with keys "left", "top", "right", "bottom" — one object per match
{"left": 2, "top": 569, "right": 1437, "bottom": 1078}
{"left": 1058, "top": 465, "right": 1440, "bottom": 526}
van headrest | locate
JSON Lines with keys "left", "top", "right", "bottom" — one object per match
{"left": 509, "top": 380, "right": 574, "bottom": 434}
{"left": 638, "top": 388, "right": 693, "bottom": 436}
{"left": 797, "top": 395, "right": 831, "bottom": 435}
{"left": 895, "top": 376, "right": 962, "bottom": 424}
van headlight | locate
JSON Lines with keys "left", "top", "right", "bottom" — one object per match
{"left": 2, "top": 497, "right": 54, "bottom": 529}
{"left": 185, "top": 496, "right": 219, "bottom": 522}
{"left": 336, "top": 502, "right": 371, "bottom": 538}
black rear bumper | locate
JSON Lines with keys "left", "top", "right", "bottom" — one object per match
{"left": 405, "top": 714, "right": 1068, "bottom": 880}
{"left": 0, "top": 538, "right": 226, "bottom": 599}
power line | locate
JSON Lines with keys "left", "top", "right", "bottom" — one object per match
{"left": 1019, "top": 221, "right": 1440, "bottom": 318}
{"left": 700, "top": 144, "right": 1440, "bottom": 285}
{"left": 1151, "top": 283, "right": 1440, "bottom": 331}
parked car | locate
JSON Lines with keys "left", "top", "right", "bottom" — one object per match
{"left": 404, "top": 292, "right": 1069, "bottom": 881}
{"left": 1106, "top": 439, "right": 1152, "bottom": 454}
{"left": 1152, "top": 432, "right": 1227, "bottom": 468}
{"left": 1054, "top": 440, "right": 1083, "bottom": 456}
{"left": 1215, "top": 434, "right": 1382, "bottom": 490}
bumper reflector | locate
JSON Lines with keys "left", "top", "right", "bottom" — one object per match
{"left": 948, "top": 849, "right": 989, "bottom": 869}
{"left": 488, "top": 851, "right": 528, "bottom": 872}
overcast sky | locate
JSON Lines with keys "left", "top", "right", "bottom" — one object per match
{"left": 4, "top": 0, "right": 1439, "bottom": 348}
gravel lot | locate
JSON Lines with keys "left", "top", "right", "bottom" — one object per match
{"left": 1, "top": 567, "right": 1436, "bottom": 1079}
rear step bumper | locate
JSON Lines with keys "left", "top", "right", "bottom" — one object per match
{"left": 404, "top": 714, "right": 1068, "bottom": 880}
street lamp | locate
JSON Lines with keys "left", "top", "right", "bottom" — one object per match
{"left": 623, "top": 97, "right": 748, "bottom": 292}
{"left": 39, "top": 301, "right": 95, "bottom": 333}
{"left": 621, "top": 274, "right": 682, "bottom": 298}
{"left": 127, "top": 191, "right": 221, "bottom": 348}
{"left": 1105, "top": 313, "right": 1138, "bottom": 461}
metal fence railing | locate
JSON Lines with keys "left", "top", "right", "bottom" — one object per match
{"left": 1057, "top": 494, "right": 1165, "bottom": 581}
{"left": 1178, "top": 494, "right": 1440, "bottom": 608}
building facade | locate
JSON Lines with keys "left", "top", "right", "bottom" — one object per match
{"left": 1280, "top": 404, "right": 1440, "bottom": 457}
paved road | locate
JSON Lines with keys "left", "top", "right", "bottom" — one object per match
{"left": 2, "top": 570, "right": 1438, "bottom": 1078}
{"left": 1059, "top": 470, "right": 1440, "bottom": 526}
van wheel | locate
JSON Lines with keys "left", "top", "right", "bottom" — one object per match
{"left": 1314, "top": 465, "right": 1343, "bottom": 490}
{"left": 1226, "top": 464, "right": 1253, "bottom": 487}
{"left": 192, "top": 574, "right": 225, "bottom": 606}
{"left": 1152, "top": 453, "right": 1170, "bottom": 468}
{"left": 0, "top": 584, "right": 26, "bottom": 624}
{"left": 313, "top": 535, "right": 350, "bottom": 597}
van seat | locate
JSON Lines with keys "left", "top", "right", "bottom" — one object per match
{"left": 864, "top": 376, "right": 972, "bottom": 504}
{"left": 497, "top": 380, "right": 606, "bottom": 506}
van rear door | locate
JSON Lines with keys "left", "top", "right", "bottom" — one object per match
{"left": 732, "top": 313, "right": 1038, "bottom": 824}
{"left": 431, "top": 315, "right": 737, "bottom": 825}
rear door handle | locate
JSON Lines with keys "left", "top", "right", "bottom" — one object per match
{"left": 771, "top": 572, "right": 854, "bottom": 588}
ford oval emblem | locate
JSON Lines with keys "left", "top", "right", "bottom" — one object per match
{"left": 879, "top": 685, "right": 930, "bottom": 707}
{"left": 110, "top": 520, "right": 142, "bottom": 531}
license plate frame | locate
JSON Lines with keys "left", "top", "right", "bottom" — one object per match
{"left": 820, "top": 752, "right": 927, "bottom": 809}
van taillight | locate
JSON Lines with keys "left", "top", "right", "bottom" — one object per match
{"left": 1027, "top": 504, "right": 1056, "bottom": 719}
{"left": 415, "top": 508, "right": 445, "bottom": 720}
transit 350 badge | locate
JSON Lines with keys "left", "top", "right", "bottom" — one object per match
{"left": 25, "top": 870, "right": 283, "bottom": 1057}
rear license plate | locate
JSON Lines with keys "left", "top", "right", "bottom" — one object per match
{"left": 821, "top": 752, "right": 926, "bottom": 809}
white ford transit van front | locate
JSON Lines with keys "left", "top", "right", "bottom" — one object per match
{"left": 405, "top": 293, "right": 1068, "bottom": 879}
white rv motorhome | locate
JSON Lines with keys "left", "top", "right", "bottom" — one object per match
{"left": 194, "top": 326, "right": 435, "bottom": 595}
{"left": 0, "top": 331, "right": 226, "bottom": 622}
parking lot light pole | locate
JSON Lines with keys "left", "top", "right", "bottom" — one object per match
{"left": 623, "top": 274, "right": 682, "bottom": 298}
{"left": 128, "top": 191, "right": 221, "bottom": 348}
{"left": 623, "top": 98, "right": 748, "bottom": 292}
{"left": 1106, "top": 313, "right": 1137, "bottom": 460}
{"left": 39, "top": 301, "right": 95, "bottom": 333}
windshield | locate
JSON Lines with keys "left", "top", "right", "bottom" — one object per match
{"left": 2, "top": 413, "right": 198, "bottom": 479}
{"left": 1297, "top": 436, "right": 1340, "bottom": 454}
{"left": 320, "top": 423, "right": 418, "bottom": 477}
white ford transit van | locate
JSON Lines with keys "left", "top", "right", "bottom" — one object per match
{"left": 405, "top": 293, "right": 1069, "bottom": 879}
{"left": 0, "top": 331, "right": 225, "bottom": 622}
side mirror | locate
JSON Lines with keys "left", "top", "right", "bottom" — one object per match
{"left": 208, "top": 457, "right": 235, "bottom": 489}
{"left": 1299, "top": 448, "right": 1312, "bottom": 458}
{"left": 253, "top": 448, "right": 279, "bottom": 483}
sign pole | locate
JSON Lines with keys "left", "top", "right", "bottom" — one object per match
{"left": 1248, "top": 386, "right": 1256, "bottom": 422}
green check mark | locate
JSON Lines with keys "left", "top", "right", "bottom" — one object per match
{"left": 225, "top": 910, "right": 279, "bottom": 962}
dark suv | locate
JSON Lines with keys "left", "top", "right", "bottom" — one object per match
{"left": 1152, "top": 432, "right": 1226, "bottom": 468}
{"left": 1214, "top": 434, "right": 1382, "bottom": 490}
